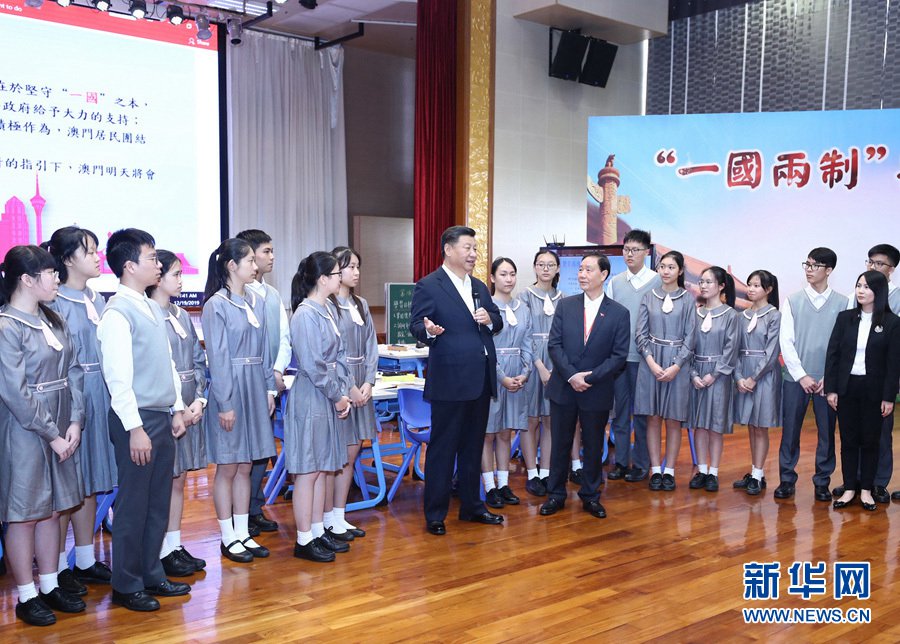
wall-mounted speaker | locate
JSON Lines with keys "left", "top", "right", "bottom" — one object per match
{"left": 579, "top": 39, "right": 618, "bottom": 87}
{"left": 549, "top": 30, "right": 589, "bottom": 81}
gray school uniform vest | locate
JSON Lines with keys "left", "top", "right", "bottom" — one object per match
{"left": 262, "top": 283, "right": 282, "bottom": 366}
{"left": 100, "top": 294, "right": 178, "bottom": 411}
{"left": 785, "top": 289, "right": 849, "bottom": 382}
{"left": 608, "top": 270, "right": 661, "bottom": 362}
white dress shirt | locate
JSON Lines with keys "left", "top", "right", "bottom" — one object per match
{"left": 442, "top": 264, "right": 475, "bottom": 311}
{"left": 568, "top": 292, "right": 604, "bottom": 383}
{"left": 605, "top": 265, "right": 657, "bottom": 297}
{"left": 779, "top": 285, "right": 833, "bottom": 382}
{"left": 851, "top": 311, "right": 872, "bottom": 376}
{"left": 246, "top": 279, "right": 292, "bottom": 373}
{"left": 97, "top": 285, "right": 184, "bottom": 431}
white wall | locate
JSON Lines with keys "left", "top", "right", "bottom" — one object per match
{"left": 492, "top": 0, "right": 646, "bottom": 286}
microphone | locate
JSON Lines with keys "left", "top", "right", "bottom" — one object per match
{"left": 472, "top": 288, "right": 481, "bottom": 323}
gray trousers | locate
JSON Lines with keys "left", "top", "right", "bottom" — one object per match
{"left": 610, "top": 361, "right": 649, "bottom": 470}
{"left": 249, "top": 458, "right": 268, "bottom": 515}
{"left": 778, "top": 380, "right": 836, "bottom": 487}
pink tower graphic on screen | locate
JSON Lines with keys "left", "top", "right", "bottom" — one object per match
{"left": 0, "top": 174, "right": 199, "bottom": 274}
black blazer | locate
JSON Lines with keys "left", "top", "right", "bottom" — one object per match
{"left": 824, "top": 309, "right": 900, "bottom": 402}
{"left": 546, "top": 293, "right": 630, "bottom": 411}
{"left": 409, "top": 267, "right": 503, "bottom": 402}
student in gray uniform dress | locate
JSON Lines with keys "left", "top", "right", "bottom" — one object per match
{"left": 202, "top": 239, "right": 276, "bottom": 564}
{"left": 520, "top": 249, "right": 564, "bottom": 496}
{"left": 147, "top": 250, "right": 207, "bottom": 576}
{"left": 688, "top": 266, "right": 739, "bottom": 493}
{"left": 285, "top": 251, "right": 352, "bottom": 563}
{"left": 732, "top": 270, "right": 783, "bottom": 497}
{"left": 328, "top": 246, "right": 377, "bottom": 541}
{"left": 483, "top": 258, "right": 533, "bottom": 508}
{"left": 634, "top": 250, "right": 696, "bottom": 492}
{"left": 44, "top": 226, "right": 114, "bottom": 593}
{"left": 0, "top": 245, "right": 87, "bottom": 625}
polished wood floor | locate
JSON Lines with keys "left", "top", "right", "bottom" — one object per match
{"left": 3, "top": 413, "right": 900, "bottom": 643}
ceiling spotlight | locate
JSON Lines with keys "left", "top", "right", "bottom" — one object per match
{"left": 274, "top": 0, "right": 287, "bottom": 4}
{"left": 91, "top": 0, "right": 110, "bottom": 11}
{"left": 166, "top": 4, "right": 184, "bottom": 24}
{"left": 196, "top": 12, "right": 212, "bottom": 41}
{"left": 128, "top": 0, "right": 146, "bottom": 19}
{"left": 25, "top": 0, "right": 44, "bottom": 7}
{"left": 56, "top": 0, "right": 71, "bottom": 6}
{"left": 299, "top": 0, "right": 316, "bottom": 9}
{"left": 227, "top": 18, "right": 243, "bottom": 45}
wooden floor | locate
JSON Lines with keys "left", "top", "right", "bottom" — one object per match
{"left": 3, "top": 413, "right": 900, "bottom": 643}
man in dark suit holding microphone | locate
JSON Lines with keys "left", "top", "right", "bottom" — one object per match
{"left": 410, "top": 226, "right": 504, "bottom": 536}
{"left": 540, "top": 252, "right": 629, "bottom": 519}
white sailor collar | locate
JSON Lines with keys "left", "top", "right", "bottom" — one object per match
{"left": 697, "top": 304, "right": 733, "bottom": 319}
{"left": 651, "top": 288, "right": 687, "bottom": 300}
{"left": 741, "top": 304, "right": 776, "bottom": 320}
{"left": 526, "top": 286, "right": 562, "bottom": 301}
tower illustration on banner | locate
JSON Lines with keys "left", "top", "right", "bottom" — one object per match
{"left": 0, "top": 174, "right": 199, "bottom": 274}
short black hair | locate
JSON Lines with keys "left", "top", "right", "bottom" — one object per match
{"left": 623, "top": 229, "right": 651, "bottom": 248}
{"left": 440, "top": 226, "right": 476, "bottom": 257}
{"left": 582, "top": 251, "right": 611, "bottom": 275}
{"left": 106, "top": 228, "right": 156, "bottom": 277}
{"left": 236, "top": 229, "right": 272, "bottom": 251}
{"left": 808, "top": 247, "right": 837, "bottom": 269}
{"left": 868, "top": 243, "right": 900, "bottom": 267}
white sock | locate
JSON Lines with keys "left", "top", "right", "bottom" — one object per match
{"left": 497, "top": 470, "right": 509, "bottom": 488}
{"left": 323, "top": 510, "right": 336, "bottom": 529}
{"left": 297, "top": 530, "right": 313, "bottom": 546}
{"left": 311, "top": 522, "right": 325, "bottom": 538}
{"left": 664, "top": 467, "right": 675, "bottom": 476}
{"left": 58, "top": 552, "right": 69, "bottom": 573}
{"left": 38, "top": 572, "right": 58, "bottom": 595}
{"left": 160, "top": 537, "right": 175, "bottom": 558}
{"left": 233, "top": 513, "right": 251, "bottom": 540}
{"left": 74, "top": 544, "right": 96, "bottom": 570}
{"left": 327, "top": 510, "right": 347, "bottom": 534}
{"left": 527, "top": 468, "right": 539, "bottom": 480}
{"left": 571, "top": 459, "right": 583, "bottom": 470}
{"left": 538, "top": 468, "right": 550, "bottom": 479}
{"left": 709, "top": 467, "right": 719, "bottom": 477}
{"left": 651, "top": 466, "right": 662, "bottom": 475}
{"left": 218, "top": 517, "right": 245, "bottom": 552}
{"left": 167, "top": 530, "right": 182, "bottom": 549}
{"left": 752, "top": 467, "right": 764, "bottom": 481}
{"left": 482, "top": 472, "right": 496, "bottom": 491}
{"left": 334, "top": 506, "right": 357, "bottom": 531}
{"left": 699, "top": 464, "right": 709, "bottom": 474}
{"left": 17, "top": 583, "right": 38, "bottom": 603}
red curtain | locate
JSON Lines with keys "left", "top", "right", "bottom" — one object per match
{"left": 413, "top": 0, "right": 457, "bottom": 280}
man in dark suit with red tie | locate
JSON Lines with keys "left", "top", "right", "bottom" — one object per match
{"left": 409, "top": 226, "right": 504, "bottom": 536}
{"left": 540, "top": 252, "right": 629, "bottom": 519}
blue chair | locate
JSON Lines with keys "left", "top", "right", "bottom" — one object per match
{"left": 386, "top": 388, "right": 432, "bottom": 502}
{"left": 67, "top": 488, "right": 117, "bottom": 568}
{"left": 264, "top": 392, "right": 291, "bottom": 505}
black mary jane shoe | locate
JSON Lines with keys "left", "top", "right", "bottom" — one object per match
{"left": 241, "top": 537, "right": 271, "bottom": 558}
{"left": 860, "top": 497, "right": 878, "bottom": 511}
{"left": 220, "top": 540, "right": 254, "bottom": 563}
{"left": 16, "top": 596, "right": 56, "bottom": 626}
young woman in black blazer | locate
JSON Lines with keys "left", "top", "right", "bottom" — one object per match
{"left": 825, "top": 270, "right": 900, "bottom": 511}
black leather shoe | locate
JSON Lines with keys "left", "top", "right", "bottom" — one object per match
{"left": 607, "top": 463, "right": 628, "bottom": 480}
{"left": 832, "top": 486, "right": 845, "bottom": 498}
{"left": 220, "top": 540, "right": 253, "bottom": 563}
{"left": 73, "top": 560, "right": 112, "bottom": 584}
{"left": 57, "top": 568, "right": 87, "bottom": 597}
{"left": 111, "top": 590, "right": 160, "bottom": 612}
{"left": 582, "top": 500, "right": 607, "bottom": 519}
{"left": 175, "top": 546, "right": 206, "bottom": 571}
{"left": 249, "top": 512, "right": 278, "bottom": 532}
{"left": 525, "top": 477, "right": 547, "bottom": 496}
{"left": 426, "top": 521, "right": 446, "bottom": 536}
{"left": 661, "top": 473, "right": 676, "bottom": 491}
{"left": 248, "top": 523, "right": 261, "bottom": 538}
{"left": 326, "top": 527, "right": 355, "bottom": 542}
{"left": 497, "top": 486, "right": 520, "bottom": 505}
{"left": 648, "top": 473, "right": 663, "bottom": 491}
{"left": 705, "top": 474, "right": 719, "bottom": 492}
{"left": 39, "top": 587, "right": 86, "bottom": 613}
{"left": 746, "top": 478, "right": 762, "bottom": 496}
{"left": 241, "top": 537, "right": 270, "bottom": 558}
{"left": 145, "top": 579, "right": 190, "bottom": 597}
{"left": 873, "top": 486, "right": 890, "bottom": 504}
{"left": 540, "top": 476, "right": 549, "bottom": 491}
{"left": 16, "top": 596, "right": 56, "bottom": 626}
{"left": 161, "top": 550, "right": 196, "bottom": 577}
{"left": 892, "top": 490, "right": 900, "bottom": 501}
{"left": 625, "top": 467, "right": 648, "bottom": 482}
{"left": 569, "top": 468, "right": 584, "bottom": 485}
{"left": 688, "top": 472, "right": 708, "bottom": 489}
{"left": 485, "top": 488, "right": 504, "bottom": 508}
{"left": 539, "top": 498, "right": 564, "bottom": 515}
{"left": 736, "top": 474, "right": 769, "bottom": 490}
{"left": 460, "top": 510, "right": 504, "bottom": 525}
{"left": 293, "top": 540, "right": 335, "bottom": 562}
{"left": 773, "top": 483, "right": 795, "bottom": 499}
{"left": 346, "top": 526, "right": 367, "bottom": 538}
{"left": 318, "top": 531, "right": 350, "bottom": 553}
{"left": 861, "top": 498, "right": 878, "bottom": 511}
{"left": 833, "top": 497, "right": 854, "bottom": 510}
{"left": 814, "top": 485, "right": 832, "bottom": 502}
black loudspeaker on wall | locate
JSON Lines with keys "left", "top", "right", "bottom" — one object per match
{"left": 549, "top": 30, "right": 589, "bottom": 81}
{"left": 548, "top": 28, "right": 618, "bottom": 88}
{"left": 580, "top": 39, "right": 618, "bottom": 88}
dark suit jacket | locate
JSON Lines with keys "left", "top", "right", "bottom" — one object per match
{"left": 546, "top": 293, "right": 629, "bottom": 411}
{"left": 409, "top": 267, "right": 503, "bottom": 402}
{"left": 824, "top": 309, "right": 900, "bottom": 402}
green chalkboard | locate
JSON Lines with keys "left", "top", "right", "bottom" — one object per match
{"left": 385, "top": 282, "right": 416, "bottom": 344}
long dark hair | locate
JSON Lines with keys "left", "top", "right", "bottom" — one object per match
{"left": 0, "top": 245, "right": 64, "bottom": 328}
{"left": 145, "top": 249, "right": 180, "bottom": 298}
{"left": 203, "top": 238, "right": 253, "bottom": 303}
{"left": 657, "top": 250, "right": 686, "bottom": 288}
{"left": 747, "top": 269, "right": 780, "bottom": 308}
{"left": 330, "top": 246, "right": 367, "bottom": 323}
{"left": 857, "top": 270, "right": 890, "bottom": 327}
{"left": 490, "top": 256, "right": 517, "bottom": 295}
{"left": 291, "top": 251, "right": 338, "bottom": 312}
{"left": 532, "top": 249, "right": 560, "bottom": 288}
{"left": 41, "top": 226, "right": 100, "bottom": 285}
{"left": 702, "top": 266, "right": 735, "bottom": 308}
